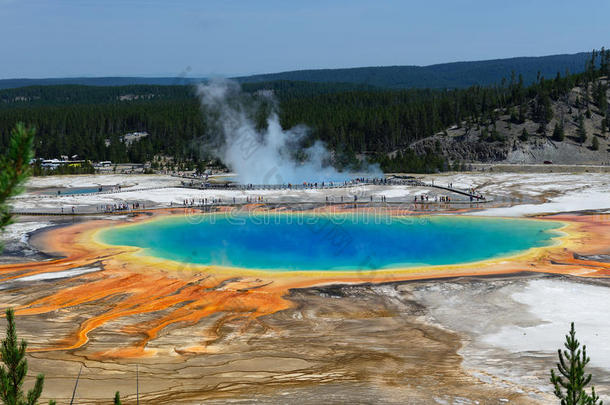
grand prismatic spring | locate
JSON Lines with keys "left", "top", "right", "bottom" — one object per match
{"left": 1, "top": 172, "right": 609, "bottom": 403}
{"left": 97, "top": 214, "right": 564, "bottom": 271}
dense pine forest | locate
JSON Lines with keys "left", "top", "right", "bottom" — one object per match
{"left": 0, "top": 49, "right": 608, "bottom": 173}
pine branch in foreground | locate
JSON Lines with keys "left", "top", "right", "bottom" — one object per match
{"left": 0, "top": 308, "right": 55, "bottom": 405}
{"left": 0, "top": 123, "right": 35, "bottom": 249}
{"left": 550, "top": 322, "right": 603, "bottom": 404}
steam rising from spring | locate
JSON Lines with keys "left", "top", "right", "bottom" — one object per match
{"left": 196, "top": 80, "right": 381, "bottom": 184}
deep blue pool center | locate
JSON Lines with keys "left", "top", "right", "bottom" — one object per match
{"left": 98, "top": 214, "right": 563, "bottom": 271}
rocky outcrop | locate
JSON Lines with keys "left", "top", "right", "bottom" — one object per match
{"left": 408, "top": 79, "right": 610, "bottom": 165}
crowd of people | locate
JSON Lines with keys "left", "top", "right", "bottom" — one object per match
{"left": 228, "top": 177, "right": 392, "bottom": 191}
{"left": 98, "top": 201, "right": 144, "bottom": 213}
{"left": 50, "top": 176, "right": 490, "bottom": 216}
{"left": 179, "top": 196, "right": 272, "bottom": 207}
{"left": 413, "top": 194, "right": 452, "bottom": 203}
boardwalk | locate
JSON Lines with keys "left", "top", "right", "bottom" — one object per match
{"left": 11, "top": 178, "right": 489, "bottom": 217}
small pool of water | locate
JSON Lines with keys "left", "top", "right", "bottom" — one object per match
{"left": 43, "top": 186, "right": 110, "bottom": 195}
{"left": 97, "top": 214, "right": 563, "bottom": 271}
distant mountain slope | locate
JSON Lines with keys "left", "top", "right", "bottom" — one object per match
{"left": 236, "top": 52, "right": 593, "bottom": 89}
{"left": 0, "top": 77, "right": 204, "bottom": 90}
{"left": 0, "top": 52, "right": 594, "bottom": 90}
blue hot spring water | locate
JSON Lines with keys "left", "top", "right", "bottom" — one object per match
{"left": 98, "top": 214, "right": 563, "bottom": 271}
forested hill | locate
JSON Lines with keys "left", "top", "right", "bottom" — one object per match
{"left": 0, "top": 77, "right": 204, "bottom": 90}
{"left": 0, "top": 49, "right": 607, "bottom": 173}
{"left": 237, "top": 52, "right": 593, "bottom": 89}
{"left": 0, "top": 51, "right": 594, "bottom": 90}
{"left": 0, "top": 81, "right": 375, "bottom": 107}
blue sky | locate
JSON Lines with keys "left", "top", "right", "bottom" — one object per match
{"left": 1, "top": 0, "right": 609, "bottom": 79}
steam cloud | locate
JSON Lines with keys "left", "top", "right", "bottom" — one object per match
{"left": 196, "top": 80, "right": 381, "bottom": 184}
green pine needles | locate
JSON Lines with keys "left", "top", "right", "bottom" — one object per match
{"left": 0, "top": 124, "right": 50, "bottom": 404}
{"left": 0, "top": 308, "right": 54, "bottom": 405}
{"left": 0, "top": 123, "right": 35, "bottom": 245}
{"left": 550, "top": 322, "right": 602, "bottom": 405}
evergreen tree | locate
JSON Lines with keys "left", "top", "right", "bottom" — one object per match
{"left": 0, "top": 308, "right": 55, "bottom": 405}
{"left": 552, "top": 123, "right": 565, "bottom": 141}
{"left": 577, "top": 115, "right": 588, "bottom": 144}
{"left": 0, "top": 123, "right": 34, "bottom": 249}
{"left": 509, "top": 107, "right": 518, "bottom": 123}
{"left": 594, "top": 83, "right": 607, "bottom": 113}
{"left": 550, "top": 322, "right": 602, "bottom": 405}
{"left": 489, "top": 128, "right": 504, "bottom": 142}
{"left": 591, "top": 136, "right": 599, "bottom": 151}
{"left": 480, "top": 127, "right": 489, "bottom": 141}
{"left": 113, "top": 392, "right": 121, "bottom": 405}
{"left": 518, "top": 103, "right": 527, "bottom": 123}
{"left": 519, "top": 127, "right": 529, "bottom": 142}
{"left": 0, "top": 124, "right": 53, "bottom": 405}
{"left": 534, "top": 92, "right": 553, "bottom": 125}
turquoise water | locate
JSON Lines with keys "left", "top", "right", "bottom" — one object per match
{"left": 44, "top": 187, "right": 106, "bottom": 195}
{"left": 98, "top": 214, "right": 563, "bottom": 271}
